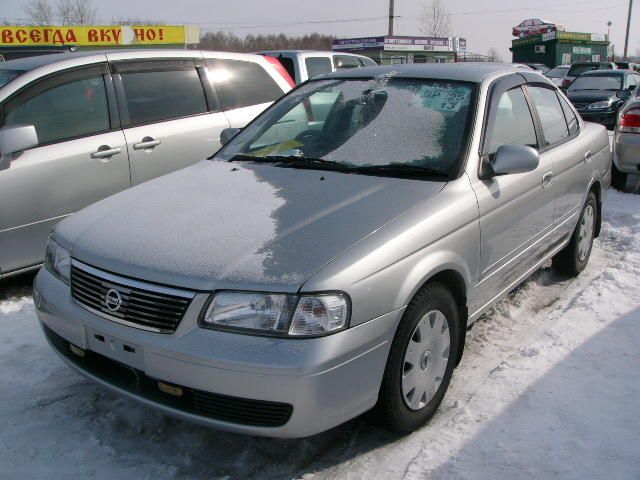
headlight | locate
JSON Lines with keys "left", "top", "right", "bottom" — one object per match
{"left": 588, "top": 100, "right": 612, "bottom": 110}
{"left": 201, "top": 291, "right": 350, "bottom": 337}
{"left": 44, "top": 237, "right": 71, "bottom": 284}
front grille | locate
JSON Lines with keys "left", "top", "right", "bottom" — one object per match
{"left": 573, "top": 103, "right": 589, "bottom": 111}
{"left": 42, "top": 323, "right": 293, "bottom": 428}
{"left": 71, "top": 261, "right": 195, "bottom": 334}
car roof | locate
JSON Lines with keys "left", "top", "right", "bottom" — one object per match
{"left": 0, "top": 48, "right": 264, "bottom": 73}
{"left": 324, "top": 63, "right": 542, "bottom": 83}
{"left": 258, "top": 50, "right": 367, "bottom": 57}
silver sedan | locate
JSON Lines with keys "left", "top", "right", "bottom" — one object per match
{"left": 34, "top": 64, "right": 610, "bottom": 438}
{"left": 613, "top": 84, "right": 640, "bottom": 189}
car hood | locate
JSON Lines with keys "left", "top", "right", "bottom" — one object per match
{"left": 56, "top": 160, "right": 445, "bottom": 292}
{"left": 567, "top": 90, "right": 619, "bottom": 104}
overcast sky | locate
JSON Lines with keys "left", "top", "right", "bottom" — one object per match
{"left": 2, "top": 0, "right": 638, "bottom": 60}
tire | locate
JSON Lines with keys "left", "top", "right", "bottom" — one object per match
{"left": 553, "top": 192, "right": 597, "bottom": 276}
{"left": 612, "top": 163, "right": 627, "bottom": 191}
{"left": 374, "top": 283, "right": 460, "bottom": 434}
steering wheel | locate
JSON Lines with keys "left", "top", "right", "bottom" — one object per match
{"left": 295, "top": 130, "right": 325, "bottom": 144}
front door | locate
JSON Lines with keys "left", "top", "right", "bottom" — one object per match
{"left": 470, "top": 80, "right": 556, "bottom": 315}
{"left": 0, "top": 64, "right": 130, "bottom": 273}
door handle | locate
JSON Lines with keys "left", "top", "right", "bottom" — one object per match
{"left": 584, "top": 150, "right": 592, "bottom": 164}
{"left": 91, "top": 146, "right": 122, "bottom": 159}
{"left": 542, "top": 171, "right": 553, "bottom": 189}
{"left": 133, "top": 137, "right": 161, "bottom": 150}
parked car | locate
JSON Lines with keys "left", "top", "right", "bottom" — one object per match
{"left": 523, "top": 63, "right": 550, "bottom": 74}
{"left": 613, "top": 83, "right": 640, "bottom": 189}
{"left": 545, "top": 64, "right": 570, "bottom": 86}
{"left": 0, "top": 50, "right": 292, "bottom": 279}
{"left": 512, "top": 19, "right": 564, "bottom": 38}
{"left": 562, "top": 62, "right": 618, "bottom": 89}
{"left": 566, "top": 69, "right": 640, "bottom": 129}
{"left": 257, "top": 50, "right": 378, "bottom": 84}
{"left": 615, "top": 61, "right": 640, "bottom": 72}
{"left": 35, "top": 64, "right": 610, "bottom": 438}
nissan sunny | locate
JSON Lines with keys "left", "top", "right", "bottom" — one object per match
{"left": 34, "top": 64, "right": 611, "bottom": 438}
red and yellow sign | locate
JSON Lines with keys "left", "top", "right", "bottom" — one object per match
{"left": 0, "top": 25, "right": 199, "bottom": 47}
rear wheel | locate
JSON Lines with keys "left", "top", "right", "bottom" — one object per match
{"left": 375, "top": 283, "right": 460, "bottom": 433}
{"left": 612, "top": 163, "right": 627, "bottom": 190}
{"left": 553, "top": 192, "right": 597, "bottom": 276}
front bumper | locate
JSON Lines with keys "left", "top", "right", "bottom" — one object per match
{"left": 614, "top": 131, "right": 640, "bottom": 174}
{"left": 33, "top": 268, "right": 402, "bottom": 438}
{"left": 578, "top": 110, "right": 617, "bottom": 129}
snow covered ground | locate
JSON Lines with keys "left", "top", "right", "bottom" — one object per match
{"left": 2, "top": 183, "right": 640, "bottom": 480}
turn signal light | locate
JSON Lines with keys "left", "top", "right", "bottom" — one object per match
{"left": 619, "top": 108, "right": 640, "bottom": 134}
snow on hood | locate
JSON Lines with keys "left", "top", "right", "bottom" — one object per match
{"left": 55, "top": 160, "right": 445, "bottom": 291}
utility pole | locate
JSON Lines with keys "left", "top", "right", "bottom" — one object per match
{"left": 388, "top": 0, "right": 395, "bottom": 36}
{"left": 623, "top": 0, "right": 633, "bottom": 59}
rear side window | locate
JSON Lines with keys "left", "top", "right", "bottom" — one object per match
{"left": 528, "top": 86, "right": 569, "bottom": 147}
{"left": 334, "top": 55, "right": 361, "bottom": 69}
{"left": 2, "top": 66, "right": 110, "bottom": 145}
{"left": 116, "top": 61, "right": 208, "bottom": 127}
{"left": 207, "top": 58, "right": 283, "bottom": 110}
{"left": 484, "top": 87, "right": 538, "bottom": 156}
{"left": 305, "top": 57, "right": 332, "bottom": 79}
{"left": 558, "top": 94, "right": 580, "bottom": 137}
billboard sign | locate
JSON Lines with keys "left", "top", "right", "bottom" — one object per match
{"left": 334, "top": 35, "right": 455, "bottom": 52}
{"left": 0, "top": 26, "right": 199, "bottom": 47}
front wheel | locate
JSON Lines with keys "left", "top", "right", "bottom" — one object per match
{"left": 553, "top": 192, "right": 597, "bottom": 276}
{"left": 374, "top": 283, "right": 460, "bottom": 433}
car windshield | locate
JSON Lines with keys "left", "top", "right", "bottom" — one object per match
{"left": 568, "top": 75, "right": 622, "bottom": 91}
{"left": 0, "top": 69, "right": 23, "bottom": 88}
{"left": 216, "top": 77, "right": 475, "bottom": 178}
{"left": 567, "top": 64, "right": 600, "bottom": 76}
{"left": 546, "top": 67, "right": 568, "bottom": 78}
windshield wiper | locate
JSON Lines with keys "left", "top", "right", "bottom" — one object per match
{"left": 230, "top": 155, "right": 351, "bottom": 171}
{"left": 351, "top": 164, "right": 449, "bottom": 179}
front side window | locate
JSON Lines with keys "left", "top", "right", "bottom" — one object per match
{"left": 117, "top": 62, "right": 208, "bottom": 126}
{"left": 305, "top": 57, "right": 332, "bottom": 79}
{"left": 2, "top": 67, "right": 109, "bottom": 145}
{"left": 484, "top": 87, "right": 538, "bottom": 156}
{"left": 207, "top": 59, "right": 284, "bottom": 110}
{"left": 217, "top": 77, "right": 476, "bottom": 178}
{"left": 568, "top": 75, "right": 622, "bottom": 91}
{"left": 528, "top": 86, "right": 569, "bottom": 147}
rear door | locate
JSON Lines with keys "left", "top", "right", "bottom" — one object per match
{"left": 0, "top": 63, "right": 130, "bottom": 273}
{"left": 112, "top": 57, "right": 229, "bottom": 185}
{"left": 527, "top": 85, "right": 592, "bottom": 238}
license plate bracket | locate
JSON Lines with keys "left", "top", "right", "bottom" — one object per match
{"left": 85, "top": 327, "right": 145, "bottom": 371}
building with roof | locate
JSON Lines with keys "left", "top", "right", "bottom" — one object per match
{"left": 332, "top": 35, "right": 468, "bottom": 65}
{"left": 511, "top": 31, "right": 610, "bottom": 68}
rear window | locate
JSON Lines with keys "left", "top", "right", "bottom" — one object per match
{"left": 546, "top": 67, "right": 568, "bottom": 78}
{"left": 117, "top": 62, "right": 208, "bottom": 126}
{"left": 305, "top": 57, "right": 332, "bottom": 79}
{"left": 568, "top": 75, "right": 622, "bottom": 91}
{"left": 568, "top": 64, "right": 612, "bottom": 76}
{"left": 0, "top": 69, "right": 23, "bottom": 88}
{"left": 207, "top": 58, "right": 284, "bottom": 110}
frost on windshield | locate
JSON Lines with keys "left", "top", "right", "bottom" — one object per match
{"left": 324, "top": 81, "right": 471, "bottom": 168}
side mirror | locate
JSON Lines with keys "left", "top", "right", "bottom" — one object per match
{"left": 481, "top": 145, "right": 540, "bottom": 179}
{"left": 0, "top": 124, "right": 38, "bottom": 171}
{"left": 220, "top": 127, "right": 241, "bottom": 146}
{"left": 617, "top": 89, "right": 631, "bottom": 101}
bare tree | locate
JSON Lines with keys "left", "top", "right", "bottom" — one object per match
{"left": 199, "top": 31, "right": 334, "bottom": 53}
{"left": 23, "top": 0, "right": 55, "bottom": 25}
{"left": 419, "top": 0, "right": 451, "bottom": 38}
{"left": 112, "top": 17, "right": 166, "bottom": 26}
{"left": 57, "top": 0, "right": 96, "bottom": 25}
{"left": 487, "top": 47, "right": 503, "bottom": 62}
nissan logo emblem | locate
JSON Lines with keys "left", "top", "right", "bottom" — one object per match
{"left": 105, "top": 288, "right": 123, "bottom": 312}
